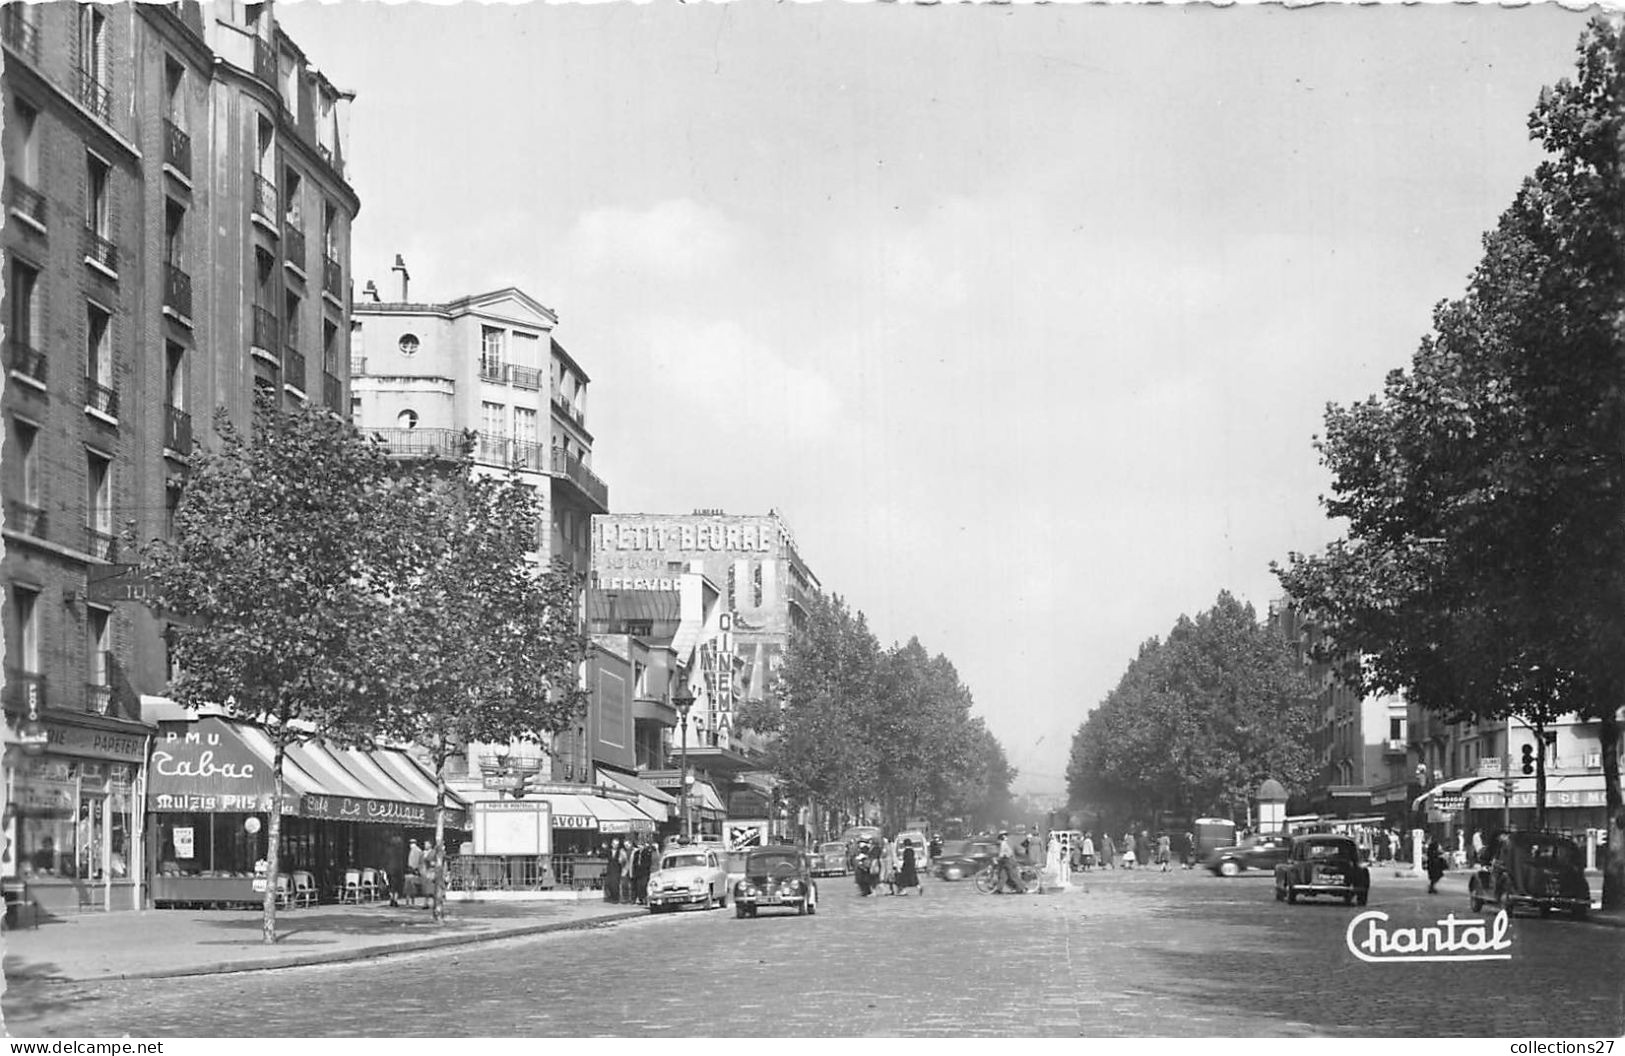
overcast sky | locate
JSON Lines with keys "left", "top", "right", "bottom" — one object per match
{"left": 279, "top": 1, "right": 1591, "bottom": 798}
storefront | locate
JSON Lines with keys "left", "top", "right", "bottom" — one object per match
{"left": 1463, "top": 775, "right": 1618, "bottom": 838}
{"left": 3, "top": 709, "right": 151, "bottom": 914}
{"left": 145, "top": 717, "right": 467, "bottom": 906}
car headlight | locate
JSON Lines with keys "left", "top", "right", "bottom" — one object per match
{"left": 690, "top": 877, "right": 707, "bottom": 888}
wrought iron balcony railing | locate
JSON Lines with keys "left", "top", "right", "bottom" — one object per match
{"left": 85, "top": 525, "right": 118, "bottom": 561}
{"left": 509, "top": 364, "right": 542, "bottom": 390}
{"left": 475, "top": 432, "right": 547, "bottom": 472}
{"left": 251, "top": 304, "right": 279, "bottom": 355}
{"left": 3, "top": 499, "right": 46, "bottom": 539}
{"left": 371, "top": 427, "right": 472, "bottom": 461}
{"left": 86, "top": 676, "right": 113, "bottom": 715}
{"left": 165, "top": 405, "right": 193, "bottom": 454}
{"left": 252, "top": 173, "right": 277, "bottom": 224}
{"left": 2, "top": 7, "right": 39, "bottom": 62}
{"left": 550, "top": 446, "right": 609, "bottom": 509}
{"left": 163, "top": 119, "right": 191, "bottom": 176}
{"left": 284, "top": 347, "right": 307, "bottom": 389}
{"left": 78, "top": 67, "right": 112, "bottom": 123}
{"left": 323, "top": 255, "right": 342, "bottom": 299}
{"left": 84, "top": 376, "right": 119, "bottom": 418}
{"left": 551, "top": 394, "right": 585, "bottom": 426}
{"left": 479, "top": 361, "right": 506, "bottom": 384}
{"left": 82, "top": 226, "right": 119, "bottom": 273}
{"left": 5, "top": 340, "right": 46, "bottom": 385}
{"left": 5, "top": 176, "right": 46, "bottom": 227}
{"left": 284, "top": 222, "right": 306, "bottom": 270}
{"left": 165, "top": 263, "right": 192, "bottom": 318}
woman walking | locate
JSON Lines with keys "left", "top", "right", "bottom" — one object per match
{"left": 896, "top": 843, "right": 923, "bottom": 896}
{"left": 1101, "top": 831, "right": 1116, "bottom": 869}
{"left": 1121, "top": 830, "right": 1137, "bottom": 869}
{"left": 1080, "top": 833, "right": 1096, "bottom": 872}
{"left": 1426, "top": 838, "right": 1447, "bottom": 894}
{"left": 1156, "top": 833, "right": 1172, "bottom": 872}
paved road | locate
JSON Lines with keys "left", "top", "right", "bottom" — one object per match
{"left": 6, "top": 866, "right": 1621, "bottom": 1037}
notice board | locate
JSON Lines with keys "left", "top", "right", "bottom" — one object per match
{"left": 473, "top": 801, "right": 552, "bottom": 856}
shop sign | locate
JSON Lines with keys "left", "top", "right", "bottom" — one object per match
{"left": 1467, "top": 788, "right": 1608, "bottom": 810}
{"left": 44, "top": 723, "right": 147, "bottom": 763}
{"left": 553, "top": 814, "right": 597, "bottom": 830}
{"left": 300, "top": 794, "right": 468, "bottom": 830}
{"left": 174, "top": 827, "right": 196, "bottom": 859}
{"left": 151, "top": 791, "right": 287, "bottom": 813}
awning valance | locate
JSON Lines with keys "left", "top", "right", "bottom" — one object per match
{"left": 587, "top": 795, "right": 657, "bottom": 833}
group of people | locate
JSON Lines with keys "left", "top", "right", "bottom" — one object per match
{"left": 1069, "top": 830, "right": 1194, "bottom": 872}
{"left": 600, "top": 836, "right": 660, "bottom": 905}
{"left": 851, "top": 836, "right": 924, "bottom": 897}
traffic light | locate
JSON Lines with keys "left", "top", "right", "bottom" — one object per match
{"left": 1520, "top": 743, "right": 1535, "bottom": 776}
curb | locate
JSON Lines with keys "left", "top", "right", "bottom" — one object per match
{"left": 9, "top": 908, "right": 648, "bottom": 985}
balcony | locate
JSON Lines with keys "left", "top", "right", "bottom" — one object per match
{"left": 162, "top": 119, "right": 191, "bottom": 176}
{"left": 475, "top": 433, "right": 546, "bottom": 472}
{"left": 284, "top": 221, "right": 307, "bottom": 271}
{"left": 4, "top": 498, "right": 46, "bottom": 538}
{"left": 284, "top": 347, "right": 307, "bottom": 390}
{"left": 2, "top": 7, "right": 39, "bottom": 62}
{"left": 371, "top": 427, "right": 472, "bottom": 462}
{"left": 82, "top": 227, "right": 119, "bottom": 275}
{"left": 323, "top": 372, "right": 342, "bottom": 412}
{"left": 550, "top": 446, "right": 609, "bottom": 510}
{"left": 86, "top": 679, "right": 113, "bottom": 716}
{"left": 253, "top": 37, "right": 276, "bottom": 86}
{"left": 77, "top": 67, "right": 112, "bottom": 123}
{"left": 85, "top": 526, "right": 119, "bottom": 561}
{"left": 165, "top": 405, "right": 193, "bottom": 455}
{"left": 509, "top": 364, "right": 542, "bottom": 390}
{"left": 1383, "top": 739, "right": 1408, "bottom": 755}
{"left": 551, "top": 395, "right": 585, "bottom": 427}
{"left": 2, "top": 669, "right": 46, "bottom": 712}
{"left": 5, "top": 340, "right": 46, "bottom": 387}
{"left": 164, "top": 263, "right": 193, "bottom": 319}
{"left": 5, "top": 176, "right": 46, "bottom": 228}
{"left": 251, "top": 174, "right": 277, "bottom": 227}
{"left": 84, "top": 376, "right": 119, "bottom": 419}
{"left": 323, "top": 255, "right": 343, "bottom": 301}
{"left": 479, "top": 361, "right": 506, "bottom": 384}
{"left": 251, "top": 304, "right": 280, "bottom": 359}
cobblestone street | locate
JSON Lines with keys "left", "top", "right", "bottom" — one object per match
{"left": 6, "top": 866, "right": 1621, "bottom": 1037}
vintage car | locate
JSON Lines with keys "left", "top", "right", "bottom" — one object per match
{"left": 646, "top": 847, "right": 729, "bottom": 913}
{"left": 1273, "top": 834, "right": 1370, "bottom": 905}
{"left": 932, "top": 839, "right": 1000, "bottom": 881}
{"left": 1469, "top": 831, "right": 1590, "bottom": 920}
{"left": 892, "top": 830, "right": 930, "bottom": 870}
{"left": 1203, "top": 835, "right": 1292, "bottom": 877}
{"left": 811, "top": 841, "right": 850, "bottom": 877}
{"left": 733, "top": 847, "right": 818, "bottom": 917}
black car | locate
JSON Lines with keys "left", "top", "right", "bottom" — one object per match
{"left": 1203, "top": 835, "right": 1292, "bottom": 877}
{"left": 932, "top": 839, "right": 999, "bottom": 881}
{"left": 1469, "top": 831, "right": 1590, "bottom": 920}
{"left": 1274, "top": 834, "right": 1370, "bottom": 905}
{"left": 733, "top": 847, "right": 818, "bottom": 917}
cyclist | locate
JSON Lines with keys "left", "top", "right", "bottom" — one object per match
{"left": 995, "top": 831, "right": 1025, "bottom": 893}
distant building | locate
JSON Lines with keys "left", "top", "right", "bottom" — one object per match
{"left": 1, "top": 0, "right": 358, "bottom": 913}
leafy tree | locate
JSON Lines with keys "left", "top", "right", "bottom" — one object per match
{"left": 1275, "top": 18, "right": 1624, "bottom": 905}
{"left": 376, "top": 459, "right": 588, "bottom": 922}
{"left": 144, "top": 395, "right": 417, "bottom": 944}
{"left": 1067, "top": 593, "right": 1319, "bottom": 824}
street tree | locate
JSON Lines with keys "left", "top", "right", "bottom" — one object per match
{"left": 143, "top": 395, "right": 418, "bottom": 944}
{"left": 376, "top": 458, "right": 588, "bottom": 922}
{"left": 1274, "top": 17, "right": 1625, "bottom": 905}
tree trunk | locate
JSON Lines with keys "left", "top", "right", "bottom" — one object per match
{"left": 432, "top": 765, "right": 448, "bottom": 924}
{"left": 1533, "top": 721, "right": 1548, "bottom": 833}
{"left": 1600, "top": 713, "right": 1623, "bottom": 911}
{"left": 262, "top": 741, "right": 286, "bottom": 945}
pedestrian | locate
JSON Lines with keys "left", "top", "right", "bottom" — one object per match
{"left": 632, "top": 837, "right": 652, "bottom": 905}
{"left": 1156, "top": 832, "right": 1172, "bottom": 872}
{"left": 604, "top": 839, "right": 623, "bottom": 903}
{"left": 1136, "top": 829, "right": 1151, "bottom": 869}
{"left": 879, "top": 837, "right": 897, "bottom": 895}
{"left": 404, "top": 838, "right": 425, "bottom": 908}
{"left": 1121, "top": 831, "right": 1137, "bottom": 869}
{"left": 1101, "top": 832, "right": 1116, "bottom": 869}
{"left": 1080, "top": 833, "right": 1095, "bottom": 872}
{"left": 1182, "top": 830, "right": 1196, "bottom": 870}
{"left": 419, "top": 839, "right": 441, "bottom": 911}
{"left": 896, "top": 843, "right": 922, "bottom": 896}
{"left": 1426, "top": 839, "right": 1447, "bottom": 894}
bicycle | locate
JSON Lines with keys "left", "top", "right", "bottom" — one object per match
{"left": 974, "top": 860, "right": 1041, "bottom": 895}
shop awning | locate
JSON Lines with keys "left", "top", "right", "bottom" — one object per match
{"left": 1464, "top": 773, "right": 1613, "bottom": 811}
{"left": 587, "top": 795, "right": 658, "bottom": 833}
{"left": 690, "top": 779, "right": 726, "bottom": 816}
{"left": 147, "top": 716, "right": 468, "bottom": 828}
{"left": 598, "top": 768, "right": 676, "bottom": 822}
{"left": 1411, "top": 776, "right": 1493, "bottom": 811}
{"left": 532, "top": 793, "right": 600, "bottom": 830}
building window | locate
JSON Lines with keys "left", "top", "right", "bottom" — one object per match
{"left": 9, "top": 258, "right": 40, "bottom": 346}
{"left": 481, "top": 401, "right": 505, "bottom": 438}
{"left": 166, "top": 342, "right": 186, "bottom": 410}
{"left": 396, "top": 409, "right": 418, "bottom": 430}
{"left": 322, "top": 199, "right": 337, "bottom": 257}
{"left": 256, "top": 116, "right": 274, "bottom": 177}
{"left": 87, "top": 451, "right": 112, "bottom": 535}
{"left": 79, "top": 5, "right": 107, "bottom": 82}
{"left": 323, "top": 319, "right": 340, "bottom": 374}
{"left": 481, "top": 327, "right": 505, "bottom": 371}
{"left": 164, "top": 198, "right": 186, "bottom": 268}
{"left": 14, "top": 418, "right": 40, "bottom": 508}
{"left": 279, "top": 47, "right": 299, "bottom": 113}
{"left": 87, "top": 605, "right": 112, "bottom": 699}
{"left": 11, "top": 96, "right": 41, "bottom": 187}
{"left": 165, "top": 57, "right": 185, "bottom": 124}
{"left": 398, "top": 333, "right": 419, "bottom": 355}
{"left": 165, "top": 479, "right": 184, "bottom": 538}
{"left": 85, "top": 153, "right": 111, "bottom": 238}
{"left": 514, "top": 406, "right": 537, "bottom": 447}
{"left": 12, "top": 585, "right": 41, "bottom": 674}
{"left": 86, "top": 303, "right": 112, "bottom": 388}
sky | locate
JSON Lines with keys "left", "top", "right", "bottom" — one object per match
{"left": 277, "top": 0, "right": 1594, "bottom": 799}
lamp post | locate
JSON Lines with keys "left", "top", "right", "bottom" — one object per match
{"left": 672, "top": 690, "right": 695, "bottom": 842}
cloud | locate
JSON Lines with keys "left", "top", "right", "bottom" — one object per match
{"left": 565, "top": 199, "right": 743, "bottom": 281}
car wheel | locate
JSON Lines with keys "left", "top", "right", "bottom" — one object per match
{"left": 735, "top": 904, "right": 747, "bottom": 919}
{"left": 808, "top": 892, "right": 818, "bottom": 915}
{"left": 1219, "top": 860, "right": 1241, "bottom": 878}
{"left": 798, "top": 898, "right": 808, "bottom": 916}
{"left": 648, "top": 905, "right": 661, "bottom": 915}
{"left": 719, "top": 887, "right": 728, "bottom": 909}
{"left": 702, "top": 891, "right": 714, "bottom": 911}
{"left": 1356, "top": 890, "right": 1368, "bottom": 906}
{"left": 1286, "top": 887, "right": 1297, "bottom": 904}
{"left": 1573, "top": 906, "right": 1589, "bottom": 921}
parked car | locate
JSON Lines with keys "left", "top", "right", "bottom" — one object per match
{"left": 1204, "top": 835, "right": 1292, "bottom": 877}
{"left": 646, "top": 847, "right": 729, "bottom": 913}
{"left": 893, "top": 830, "right": 930, "bottom": 870}
{"left": 733, "top": 847, "right": 818, "bottom": 917}
{"left": 932, "top": 839, "right": 999, "bottom": 881}
{"left": 811, "top": 841, "right": 849, "bottom": 877}
{"left": 1274, "top": 834, "right": 1370, "bottom": 906}
{"left": 1469, "top": 831, "right": 1590, "bottom": 920}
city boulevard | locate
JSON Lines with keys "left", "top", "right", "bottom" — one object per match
{"left": 5, "top": 866, "right": 1620, "bottom": 1038}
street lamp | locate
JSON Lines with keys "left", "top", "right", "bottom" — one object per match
{"left": 672, "top": 689, "right": 695, "bottom": 842}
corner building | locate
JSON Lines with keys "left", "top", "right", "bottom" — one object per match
{"left": 1, "top": 0, "right": 358, "bottom": 914}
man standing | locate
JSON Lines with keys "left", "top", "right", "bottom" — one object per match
{"left": 632, "top": 837, "right": 652, "bottom": 905}
{"left": 404, "top": 838, "right": 425, "bottom": 908}
{"left": 996, "top": 831, "right": 1024, "bottom": 893}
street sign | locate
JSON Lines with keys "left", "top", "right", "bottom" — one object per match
{"left": 86, "top": 564, "right": 154, "bottom": 604}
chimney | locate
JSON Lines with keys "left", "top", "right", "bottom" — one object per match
{"left": 391, "top": 254, "right": 409, "bottom": 301}
{"left": 362, "top": 280, "right": 380, "bottom": 303}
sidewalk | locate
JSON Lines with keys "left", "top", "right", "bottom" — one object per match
{"left": 1381, "top": 864, "right": 1625, "bottom": 928}
{"left": 2, "top": 898, "right": 648, "bottom": 984}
